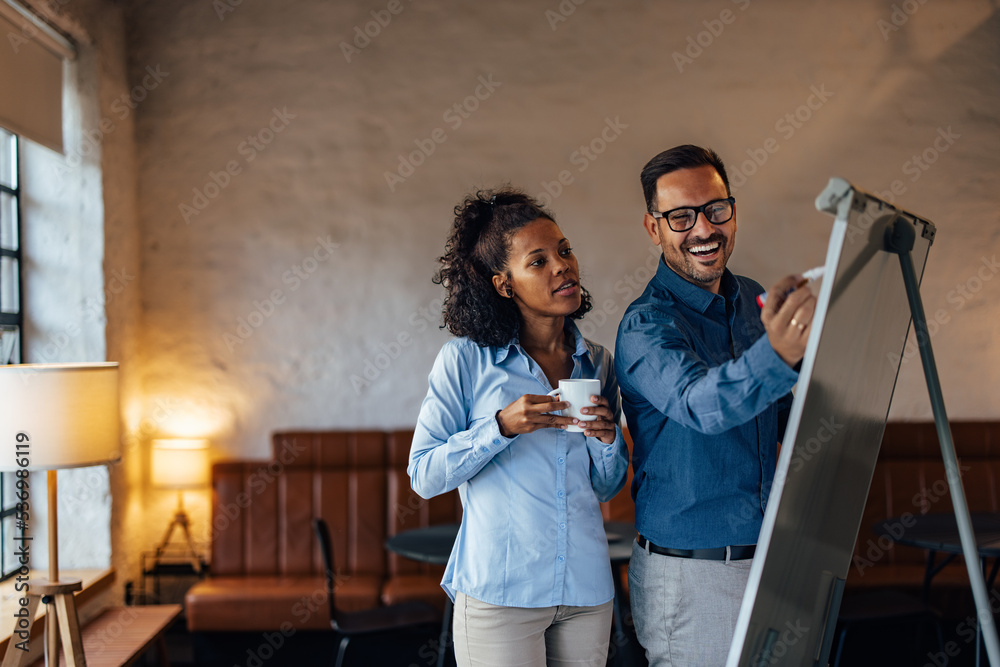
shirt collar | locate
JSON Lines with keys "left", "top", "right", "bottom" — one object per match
{"left": 652, "top": 254, "right": 741, "bottom": 314}
{"left": 494, "top": 319, "right": 592, "bottom": 364}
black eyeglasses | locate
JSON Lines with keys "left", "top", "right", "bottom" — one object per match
{"left": 651, "top": 197, "right": 735, "bottom": 232}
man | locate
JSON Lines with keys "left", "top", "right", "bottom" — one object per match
{"left": 615, "top": 145, "right": 817, "bottom": 666}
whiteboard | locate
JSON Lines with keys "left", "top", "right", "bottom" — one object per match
{"left": 727, "top": 178, "right": 935, "bottom": 666}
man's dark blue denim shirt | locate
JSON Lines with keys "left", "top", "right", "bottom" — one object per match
{"left": 615, "top": 256, "right": 797, "bottom": 550}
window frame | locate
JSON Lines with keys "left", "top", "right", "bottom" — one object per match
{"left": 0, "top": 128, "right": 24, "bottom": 582}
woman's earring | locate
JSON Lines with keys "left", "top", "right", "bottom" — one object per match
{"left": 505, "top": 287, "right": 513, "bottom": 298}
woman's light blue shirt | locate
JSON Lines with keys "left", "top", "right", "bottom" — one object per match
{"left": 408, "top": 321, "right": 629, "bottom": 608}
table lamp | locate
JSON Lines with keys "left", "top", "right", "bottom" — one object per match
{"left": 0, "top": 362, "right": 120, "bottom": 667}
{"left": 150, "top": 438, "right": 209, "bottom": 572}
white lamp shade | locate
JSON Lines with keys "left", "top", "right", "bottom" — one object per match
{"left": 0, "top": 363, "right": 121, "bottom": 470}
{"left": 151, "top": 439, "right": 210, "bottom": 489}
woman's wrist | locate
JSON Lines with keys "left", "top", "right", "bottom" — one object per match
{"left": 495, "top": 410, "right": 510, "bottom": 438}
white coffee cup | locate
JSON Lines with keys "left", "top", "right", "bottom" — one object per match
{"left": 547, "top": 379, "right": 601, "bottom": 433}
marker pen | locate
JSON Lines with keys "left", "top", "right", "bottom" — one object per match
{"left": 757, "top": 266, "right": 825, "bottom": 308}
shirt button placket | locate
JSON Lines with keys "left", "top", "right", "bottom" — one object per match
{"left": 553, "top": 434, "right": 569, "bottom": 602}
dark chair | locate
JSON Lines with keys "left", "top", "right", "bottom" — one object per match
{"left": 831, "top": 589, "right": 945, "bottom": 667}
{"left": 313, "top": 518, "right": 441, "bottom": 667}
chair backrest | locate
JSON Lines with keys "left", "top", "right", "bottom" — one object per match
{"left": 313, "top": 517, "right": 338, "bottom": 626}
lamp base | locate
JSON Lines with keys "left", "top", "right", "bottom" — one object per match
{"left": 155, "top": 509, "right": 203, "bottom": 574}
{"left": 1, "top": 579, "right": 85, "bottom": 667}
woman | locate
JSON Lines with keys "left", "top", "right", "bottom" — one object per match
{"left": 408, "top": 187, "right": 629, "bottom": 666}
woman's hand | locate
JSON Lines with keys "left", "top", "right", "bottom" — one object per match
{"left": 577, "top": 395, "right": 617, "bottom": 444}
{"left": 496, "top": 395, "right": 575, "bottom": 437}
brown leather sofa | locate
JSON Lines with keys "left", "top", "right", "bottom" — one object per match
{"left": 186, "top": 422, "right": 996, "bottom": 633}
{"left": 185, "top": 430, "right": 461, "bottom": 632}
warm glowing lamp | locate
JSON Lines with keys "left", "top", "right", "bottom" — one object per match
{"left": 0, "top": 362, "right": 120, "bottom": 667}
{"left": 151, "top": 438, "right": 209, "bottom": 572}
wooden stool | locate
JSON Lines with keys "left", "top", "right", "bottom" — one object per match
{"left": 2, "top": 580, "right": 84, "bottom": 667}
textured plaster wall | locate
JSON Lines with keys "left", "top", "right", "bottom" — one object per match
{"left": 18, "top": 8, "right": 107, "bottom": 575}
{"left": 120, "top": 0, "right": 999, "bottom": 556}
{"left": 16, "top": 0, "right": 141, "bottom": 601}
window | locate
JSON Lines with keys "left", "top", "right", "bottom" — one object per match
{"left": 0, "top": 127, "right": 19, "bottom": 362}
{"left": 0, "top": 126, "right": 22, "bottom": 581}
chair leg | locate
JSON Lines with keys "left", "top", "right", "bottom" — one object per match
{"left": 335, "top": 635, "right": 350, "bottom": 667}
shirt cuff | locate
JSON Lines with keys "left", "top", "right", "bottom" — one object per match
{"left": 748, "top": 335, "right": 800, "bottom": 388}
{"left": 586, "top": 425, "right": 625, "bottom": 463}
{"left": 477, "top": 412, "right": 514, "bottom": 456}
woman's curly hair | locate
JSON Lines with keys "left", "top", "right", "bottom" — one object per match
{"left": 434, "top": 186, "right": 593, "bottom": 347}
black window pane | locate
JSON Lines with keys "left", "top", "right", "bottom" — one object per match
{"left": 0, "top": 127, "right": 19, "bottom": 582}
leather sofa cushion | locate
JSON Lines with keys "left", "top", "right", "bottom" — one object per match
{"left": 381, "top": 574, "right": 450, "bottom": 613}
{"left": 185, "top": 574, "right": 380, "bottom": 632}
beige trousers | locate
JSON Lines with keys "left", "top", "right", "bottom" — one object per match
{"left": 453, "top": 592, "right": 613, "bottom": 667}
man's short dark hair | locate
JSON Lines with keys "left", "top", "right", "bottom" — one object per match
{"left": 640, "top": 145, "right": 731, "bottom": 213}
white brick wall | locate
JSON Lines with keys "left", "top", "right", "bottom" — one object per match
{"left": 28, "top": 0, "right": 1000, "bottom": 589}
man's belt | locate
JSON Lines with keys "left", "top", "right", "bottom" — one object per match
{"left": 637, "top": 535, "right": 756, "bottom": 561}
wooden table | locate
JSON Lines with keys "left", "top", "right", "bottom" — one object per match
{"left": 875, "top": 512, "right": 1000, "bottom": 667}
{"left": 25, "top": 605, "right": 182, "bottom": 667}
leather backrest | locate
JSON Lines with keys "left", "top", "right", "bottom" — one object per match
{"left": 856, "top": 421, "right": 999, "bottom": 566}
{"left": 209, "top": 430, "right": 462, "bottom": 578}
{"left": 210, "top": 422, "right": 996, "bottom": 578}
{"left": 386, "top": 430, "right": 463, "bottom": 577}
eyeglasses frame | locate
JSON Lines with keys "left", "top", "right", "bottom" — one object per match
{"left": 650, "top": 196, "right": 736, "bottom": 233}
